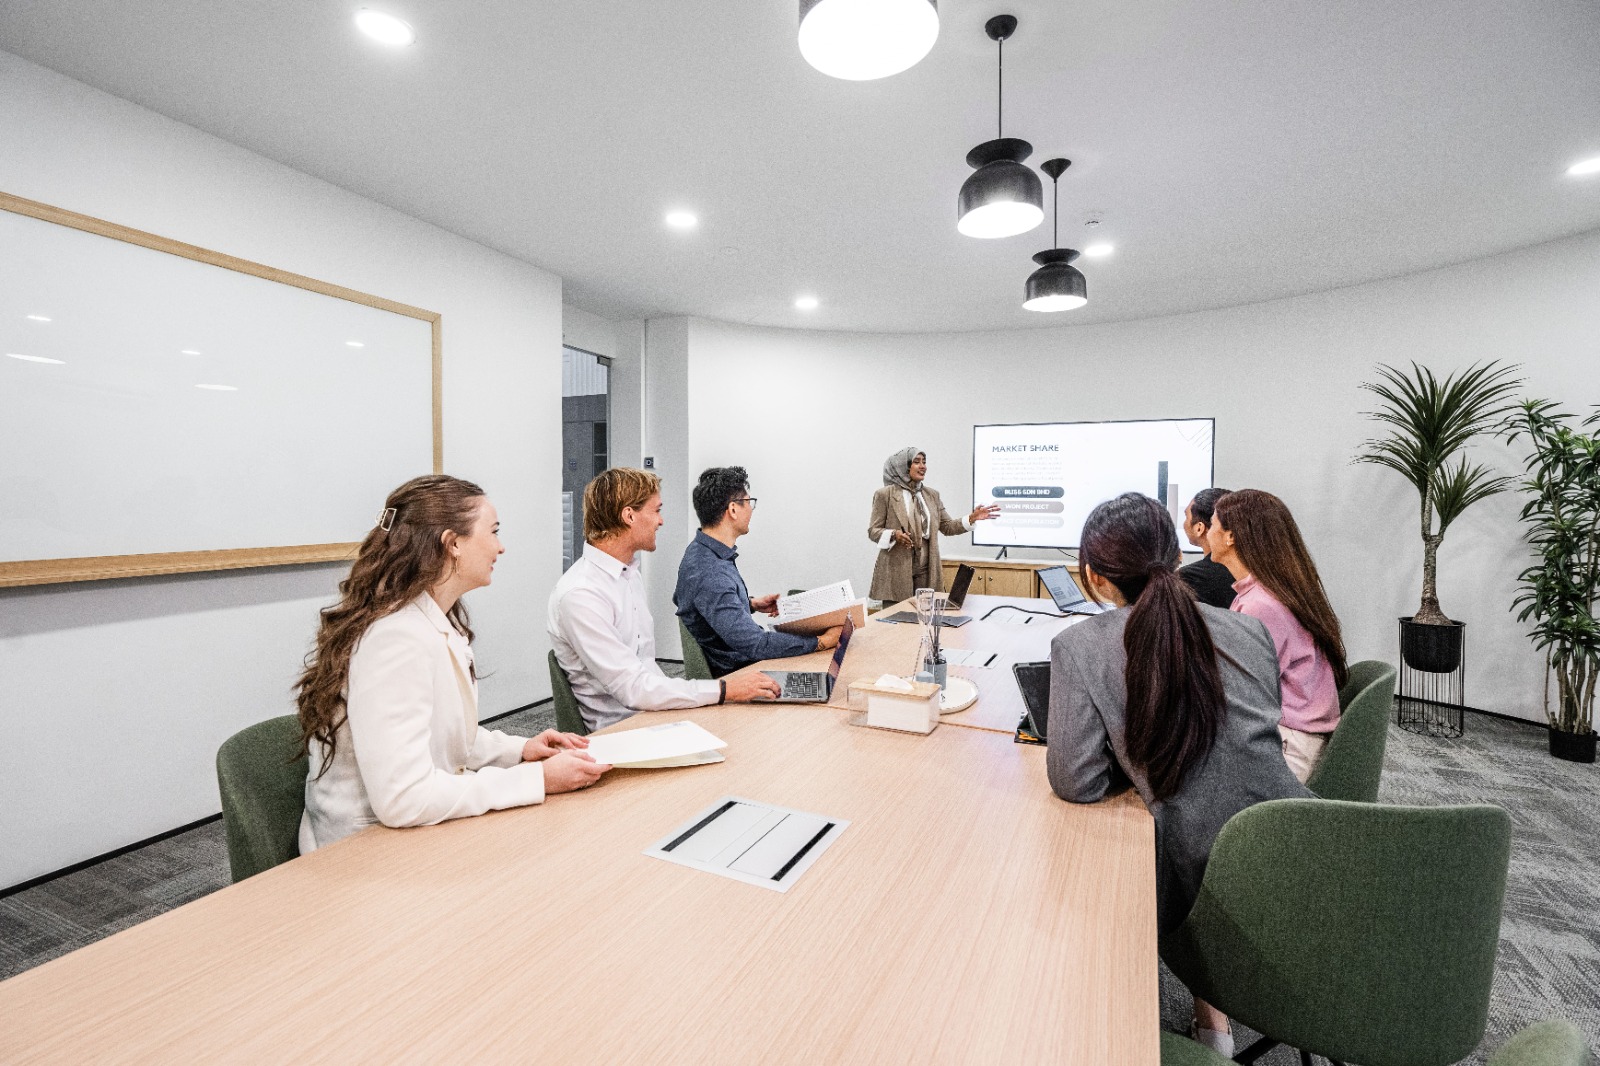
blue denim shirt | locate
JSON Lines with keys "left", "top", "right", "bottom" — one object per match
{"left": 673, "top": 530, "right": 817, "bottom": 676}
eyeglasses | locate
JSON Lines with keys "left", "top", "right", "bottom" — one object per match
{"left": 733, "top": 497, "right": 758, "bottom": 508}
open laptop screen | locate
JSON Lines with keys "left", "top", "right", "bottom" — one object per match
{"left": 1037, "top": 565, "right": 1091, "bottom": 611}
{"left": 826, "top": 613, "right": 857, "bottom": 683}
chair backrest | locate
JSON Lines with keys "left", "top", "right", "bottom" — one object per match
{"left": 678, "top": 620, "right": 714, "bottom": 681}
{"left": 1487, "top": 1022, "right": 1593, "bottom": 1066}
{"left": 1162, "top": 798, "right": 1511, "bottom": 1066}
{"left": 215, "top": 715, "right": 309, "bottom": 883}
{"left": 547, "top": 650, "right": 590, "bottom": 736}
{"left": 1307, "top": 659, "right": 1396, "bottom": 802}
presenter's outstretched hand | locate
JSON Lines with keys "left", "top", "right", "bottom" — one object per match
{"left": 750, "top": 593, "right": 781, "bottom": 616}
{"left": 543, "top": 750, "right": 611, "bottom": 793}
{"left": 815, "top": 625, "right": 845, "bottom": 651}
{"left": 522, "top": 729, "right": 589, "bottom": 762}
{"left": 969, "top": 504, "right": 1002, "bottom": 524}
{"left": 726, "top": 671, "right": 783, "bottom": 703}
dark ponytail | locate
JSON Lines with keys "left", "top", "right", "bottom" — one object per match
{"left": 1080, "top": 493, "right": 1226, "bottom": 800}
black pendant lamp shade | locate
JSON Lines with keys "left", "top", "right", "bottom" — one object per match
{"left": 957, "top": 16, "right": 1043, "bottom": 239}
{"left": 1024, "top": 158, "right": 1088, "bottom": 312}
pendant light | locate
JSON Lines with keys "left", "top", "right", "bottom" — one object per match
{"left": 1023, "top": 158, "right": 1088, "bottom": 312}
{"left": 798, "top": 0, "right": 939, "bottom": 81}
{"left": 957, "top": 15, "right": 1043, "bottom": 239}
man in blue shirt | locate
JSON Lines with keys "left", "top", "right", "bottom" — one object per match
{"left": 674, "top": 466, "right": 843, "bottom": 677}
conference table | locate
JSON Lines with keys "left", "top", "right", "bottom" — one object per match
{"left": 0, "top": 596, "right": 1157, "bottom": 1064}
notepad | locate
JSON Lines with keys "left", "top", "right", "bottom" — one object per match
{"left": 645, "top": 796, "right": 849, "bottom": 892}
{"left": 582, "top": 720, "right": 727, "bottom": 769}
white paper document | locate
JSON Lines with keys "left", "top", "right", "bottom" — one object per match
{"left": 582, "top": 720, "right": 727, "bottom": 769}
{"left": 939, "top": 647, "right": 997, "bottom": 668}
{"left": 776, "top": 580, "right": 854, "bottom": 621}
{"left": 645, "top": 796, "right": 849, "bottom": 892}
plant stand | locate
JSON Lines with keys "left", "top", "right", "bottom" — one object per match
{"left": 1396, "top": 617, "right": 1466, "bottom": 737}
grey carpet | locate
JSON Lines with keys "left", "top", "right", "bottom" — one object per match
{"left": 3, "top": 694, "right": 1595, "bottom": 1066}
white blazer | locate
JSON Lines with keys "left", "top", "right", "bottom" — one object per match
{"left": 298, "top": 592, "right": 544, "bottom": 853}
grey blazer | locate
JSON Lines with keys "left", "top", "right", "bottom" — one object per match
{"left": 1046, "top": 604, "right": 1313, "bottom": 935}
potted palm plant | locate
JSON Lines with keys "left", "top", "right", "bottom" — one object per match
{"left": 1355, "top": 361, "right": 1523, "bottom": 672}
{"left": 1501, "top": 401, "right": 1599, "bottom": 763}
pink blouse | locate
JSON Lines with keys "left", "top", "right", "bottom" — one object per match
{"left": 1230, "top": 574, "right": 1341, "bottom": 734}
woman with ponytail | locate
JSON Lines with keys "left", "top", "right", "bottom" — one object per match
{"left": 1208, "top": 489, "right": 1347, "bottom": 782}
{"left": 1047, "top": 493, "right": 1309, "bottom": 1056}
{"left": 296, "top": 474, "right": 610, "bottom": 853}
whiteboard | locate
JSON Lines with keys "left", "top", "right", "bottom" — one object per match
{"left": 0, "top": 194, "right": 440, "bottom": 585}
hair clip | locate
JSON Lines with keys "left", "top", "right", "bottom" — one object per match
{"left": 376, "top": 507, "right": 397, "bottom": 532}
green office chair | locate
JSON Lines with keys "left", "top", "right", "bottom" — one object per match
{"left": 678, "top": 620, "right": 715, "bottom": 681}
{"left": 547, "top": 650, "right": 591, "bottom": 736}
{"left": 1306, "top": 660, "right": 1397, "bottom": 802}
{"left": 1487, "top": 1022, "right": 1593, "bottom": 1066}
{"left": 1160, "top": 1031, "right": 1235, "bottom": 1066}
{"left": 216, "top": 715, "right": 309, "bottom": 882}
{"left": 1162, "top": 798, "right": 1511, "bottom": 1066}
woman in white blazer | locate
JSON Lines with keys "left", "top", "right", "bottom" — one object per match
{"left": 296, "top": 474, "right": 610, "bottom": 853}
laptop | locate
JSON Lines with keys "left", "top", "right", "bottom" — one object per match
{"left": 877, "top": 564, "right": 976, "bottom": 627}
{"left": 1012, "top": 661, "right": 1051, "bottom": 745}
{"left": 1036, "top": 565, "right": 1110, "bottom": 616}
{"left": 759, "top": 613, "right": 857, "bottom": 703}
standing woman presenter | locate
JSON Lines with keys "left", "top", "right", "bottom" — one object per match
{"left": 296, "top": 474, "right": 609, "bottom": 854}
{"left": 868, "top": 447, "right": 999, "bottom": 603}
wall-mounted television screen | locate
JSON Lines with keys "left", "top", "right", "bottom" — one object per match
{"left": 971, "top": 419, "right": 1216, "bottom": 551}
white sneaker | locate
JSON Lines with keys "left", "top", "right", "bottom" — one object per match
{"left": 1190, "top": 1021, "right": 1235, "bottom": 1059}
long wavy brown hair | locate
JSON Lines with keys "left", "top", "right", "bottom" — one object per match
{"left": 1080, "top": 493, "right": 1226, "bottom": 801}
{"left": 1213, "top": 489, "right": 1348, "bottom": 689}
{"left": 296, "top": 474, "right": 486, "bottom": 772}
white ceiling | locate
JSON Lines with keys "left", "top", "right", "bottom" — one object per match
{"left": 3, "top": 0, "right": 1599, "bottom": 333}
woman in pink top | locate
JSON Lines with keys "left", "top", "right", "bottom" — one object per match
{"left": 1207, "top": 489, "right": 1348, "bottom": 782}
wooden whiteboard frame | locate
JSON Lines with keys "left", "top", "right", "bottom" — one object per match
{"left": 0, "top": 191, "right": 443, "bottom": 588}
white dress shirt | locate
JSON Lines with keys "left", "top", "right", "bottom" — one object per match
{"left": 549, "top": 543, "right": 721, "bottom": 732}
{"left": 299, "top": 592, "right": 543, "bottom": 854}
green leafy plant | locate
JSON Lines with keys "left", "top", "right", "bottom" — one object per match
{"left": 1355, "top": 361, "right": 1524, "bottom": 625}
{"left": 1500, "top": 401, "right": 1600, "bottom": 736}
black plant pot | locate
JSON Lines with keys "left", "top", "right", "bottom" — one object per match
{"left": 1399, "top": 617, "right": 1464, "bottom": 673}
{"left": 1549, "top": 728, "right": 1598, "bottom": 764}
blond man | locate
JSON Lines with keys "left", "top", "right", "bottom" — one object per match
{"left": 547, "top": 468, "right": 779, "bottom": 731}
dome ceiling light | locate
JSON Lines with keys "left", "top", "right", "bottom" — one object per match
{"left": 957, "top": 15, "right": 1042, "bottom": 239}
{"left": 1023, "top": 158, "right": 1088, "bottom": 312}
{"left": 798, "top": 0, "right": 939, "bottom": 81}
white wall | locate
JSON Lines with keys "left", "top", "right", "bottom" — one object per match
{"left": 671, "top": 228, "right": 1600, "bottom": 724}
{"left": 561, "top": 304, "right": 618, "bottom": 361}
{"left": 0, "top": 52, "right": 564, "bottom": 888}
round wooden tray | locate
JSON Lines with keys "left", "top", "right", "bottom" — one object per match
{"left": 940, "top": 676, "right": 980, "bottom": 713}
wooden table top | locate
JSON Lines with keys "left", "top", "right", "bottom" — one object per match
{"left": 0, "top": 704, "right": 1157, "bottom": 1065}
{"left": 743, "top": 593, "right": 1086, "bottom": 735}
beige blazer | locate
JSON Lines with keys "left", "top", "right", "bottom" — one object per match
{"left": 299, "top": 592, "right": 544, "bottom": 853}
{"left": 867, "top": 484, "right": 969, "bottom": 603}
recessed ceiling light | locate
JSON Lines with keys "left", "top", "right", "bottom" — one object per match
{"left": 26, "top": 314, "right": 51, "bottom": 322}
{"left": 181, "top": 349, "right": 202, "bottom": 355}
{"left": 7, "top": 352, "right": 65, "bottom": 364}
{"left": 665, "top": 211, "right": 698, "bottom": 230}
{"left": 355, "top": 9, "right": 415, "bottom": 46}
{"left": 346, "top": 340, "right": 365, "bottom": 348}
{"left": 1082, "top": 243, "right": 1115, "bottom": 258}
{"left": 794, "top": 296, "right": 820, "bottom": 310}
{"left": 1566, "top": 155, "right": 1600, "bottom": 177}
{"left": 195, "top": 383, "right": 238, "bottom": 391}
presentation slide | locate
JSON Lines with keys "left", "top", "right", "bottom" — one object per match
{"left": 971, "top": 419, "right": 1215, "bottom": 550}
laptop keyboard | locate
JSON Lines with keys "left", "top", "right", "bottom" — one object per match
{"left": 782, "top": 673, "right": 826, "bottom": 700}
